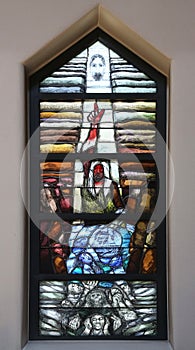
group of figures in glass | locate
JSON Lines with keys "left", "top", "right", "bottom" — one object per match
{"left": 40, "top": 280, "right": 157, "bottom": 336}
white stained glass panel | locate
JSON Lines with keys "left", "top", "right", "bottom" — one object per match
{"left": 86, "top": 41, "right": 111, "bottom": 93}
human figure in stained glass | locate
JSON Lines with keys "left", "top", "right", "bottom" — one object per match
{"left": 109, "top": 286, "right": 133, "bottom": 308}
{"left": 78, "top": 252, "right": 102, "bottom": 274}
{"left": 83, "top": 287, "right": 111, "bottom": 308}
{"left": 40, "top": 188, "right": 57, "bottom": 212}
{"left": 61, "top": 281, "right": 84, "bottom": 307}
{"left": 81, "top": 160, "right": 124, "bottom": 213}
{"left": 66, "top": 155, "right": 132, "bottom": 275}
{"left": 112, "top": 308, "right": 138, "bottom": 335}
{"left": 82, "top": 313, "right": 110, "bottom": 336}
{"left": 62, "top": 313, "right": 82, "bottom": 336}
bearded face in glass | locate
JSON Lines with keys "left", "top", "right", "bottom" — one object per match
{"left": 93, "top": 164, "right": 104, "bottom": 182}
{"left": 90, "top": 55, "right": 106, "bottom": 81}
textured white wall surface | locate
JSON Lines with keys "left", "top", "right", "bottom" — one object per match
{"left": 0, "top": 1, "right": 194, "bottom": 350}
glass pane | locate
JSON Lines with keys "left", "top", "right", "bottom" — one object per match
{"left": 40, "top": 100, "right": 156, "bottom": 154}
{"left": 40, "top": 219, "right": 156, "bottom": 275}
{"left": 40, "top": 221, "right": 71, "bottom": 273}
{"left": 40, "top": 162, "right": 74, "bottom": 213}
{"left": 119, "top": 160, "right": 156, "bottom": 215}
{"left": 110, "top": 50, "right": 156, "bottom": 93}
{"left": 77, "top": 100, "right": 116, "bottom": 153}
{"left": 39, "top": 42, "right": 157, "bottom": 94}
{"left": 39, "top": 280, "right": 157, "bottom": 336}
{"left": 40, "top": 159, "right": 156, "bottom": 216}
{"left": 40, "top": 101, "right": 82, "bottom": 153}
{"left": 67, "top": 220, "right": 134, "bottom": 274}
{"left": 127, "top": 221, "right": 157, "bottom": 274}
{"left": 113, "top": 101, "right": 156, "bottom": 153}
{"left": 40, "top": 52, "right": 87, "bottom": 93}
{"left": 86, "top": 42, "right": 111, "bottom": 93}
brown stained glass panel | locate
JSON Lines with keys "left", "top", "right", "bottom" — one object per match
{"left": 113, "top": 102, "right": 156, "bottom": 154}
{"left": 40, "top": 100, "right": 156, "bottom": 154}
{"left": 119, "top": 161, "right": 156, "bottom": 216}
{"left": 40, "top": 162, "right": 74, "bottom": 213}
{"left": 39, "top": 280, "right": 157, "bottom": 336}
{"left": 40, "top": 101, "right": 82, "bottom": 153}
{"left": 40, "top": 221, "right": 71, "bottom": 274}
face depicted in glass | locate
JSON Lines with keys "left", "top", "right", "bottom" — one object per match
{"left": 85, "top": 289, "right": 106, "bottom": 307}
{"left": 90, "top": 55, "right": 106, "bottom": 81}
{"left": 68, "top": 282, "right": 83, "bottom": 294}
{"left": 93, "top": 164, "right": 104, "bottom": 182}
{"left": 69, "top": 315, "right": 81, "bottom": 330}
{"left": 87, "top": 289, "right": 106, "bottom": 307}
{"left": 91, "top": 314, "right": 105, "bottom": 330}
{"left": 52, "top": 243, "right": 64, "bottom": 256}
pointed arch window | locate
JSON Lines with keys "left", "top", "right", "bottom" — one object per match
{"left": 29, "top": 28, "right": 167, "bottom": 340}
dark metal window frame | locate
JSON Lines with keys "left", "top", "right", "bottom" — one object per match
{"left": 29, "top": 28, "right": 167, "bottom": 340}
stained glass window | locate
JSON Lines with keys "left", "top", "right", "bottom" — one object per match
{"left": 29, "top": 29, "right": 167, "bottom": 340}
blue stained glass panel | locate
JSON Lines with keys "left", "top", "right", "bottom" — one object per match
{"left": 40, "top": 219, "right": 157, "bottom": 275}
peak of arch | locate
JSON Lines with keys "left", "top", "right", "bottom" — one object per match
{"left": 24, "top": 5, "right": 170, "bottom": 77}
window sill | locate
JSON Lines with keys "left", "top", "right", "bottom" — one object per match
{"left": 23, "top": 340, "right": 173, "bottom": 350}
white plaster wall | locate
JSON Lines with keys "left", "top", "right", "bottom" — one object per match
{"left": 0, "top": 1, "right": 194, "bottom": 350}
